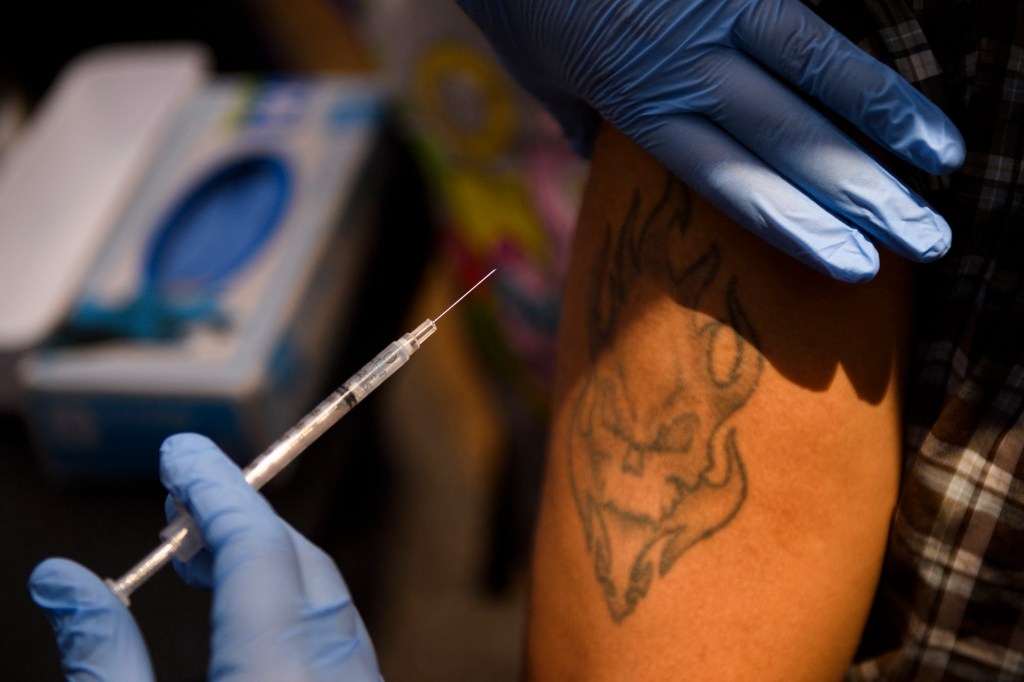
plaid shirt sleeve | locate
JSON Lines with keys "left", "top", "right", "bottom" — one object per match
{"left": 802, "top": 1, "right": 1024, "bottom": 680}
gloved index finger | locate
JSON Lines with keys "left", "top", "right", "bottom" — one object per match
{"left": 733, "top": 0, "right": 964, "bottom": 175}
{"left": 159, "top": 433, "right": 310, "bottom": 623}
{"left": 158, "top": 433, "right": 278, "bottom": 546}
{"left": 159, "top": 434, "right": 302, "bottom": 567}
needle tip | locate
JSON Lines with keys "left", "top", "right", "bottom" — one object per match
{"left": 434, "top": 268, "right": 497, "bottom": 323}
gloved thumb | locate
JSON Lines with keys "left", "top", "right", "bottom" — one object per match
{"left": 30, "top": 558, "right": 156, "bottom": 682}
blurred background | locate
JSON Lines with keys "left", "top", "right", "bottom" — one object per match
{"left": 0, "top": 0, "right": 589, "bottom": 679}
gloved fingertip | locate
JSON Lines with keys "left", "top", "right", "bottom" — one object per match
{"left": 917, "top": 221, "right": 952, "bottom": 261}
{"left": 29, "top": 558, "right": 104, "bottom": 608}
{"left": 888, "top": 207, "right": 952, "bottom": 262}
{"left": 30, "top": 559, "right": 156, "bottom": 680}
{"left": 30, "top": 556, "right": 67, "bottom": 584}
{"left": 935, "top": 132, "right": 966, "bottom": 175}
{"left": 161, "top": 432, "right": 218, "bottom": 461}
{"left": 29, "top": 558, "right": 128, "bottom": 632}
{"left": 908, "top": 119, "right": 966, "bottom": 176}
{"left": 819, "top": 236, "right": 880, "bottom": 283}
{"left": 158, "top": 432, "right": 228, "bottom": 495}
{"left": 929, "top": 115, "right": 966, "bottom": 172}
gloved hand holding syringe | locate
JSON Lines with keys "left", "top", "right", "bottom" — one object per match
{"left": 104, "top": 268, "right": 496, "bottom": 606}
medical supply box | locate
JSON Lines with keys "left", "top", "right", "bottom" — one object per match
{"left": 0, "top": 44, "right": 208, "bottom": 409}
{"left": 18, "top": 55, "right": 389, "bottom": 482}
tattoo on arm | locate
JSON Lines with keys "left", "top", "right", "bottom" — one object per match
{"left": 568, "top": 173, "right": 764, "bottom": 621}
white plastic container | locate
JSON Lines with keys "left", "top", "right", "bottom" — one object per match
{"left": 0, "top": 43, "right": 210, "bottom": 409}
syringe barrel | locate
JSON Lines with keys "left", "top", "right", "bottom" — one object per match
{"left": 243, "top": 321, "right": 434, "bottom": 491}
{"left": 339, "top": 330, "right": 424, "bottom": 403}
{"left": 104, "top": 319, "right": 438, "bottom": 606}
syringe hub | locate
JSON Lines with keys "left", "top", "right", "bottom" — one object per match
{"left": 409, "top": 318, "right": 437, "bottom": 347}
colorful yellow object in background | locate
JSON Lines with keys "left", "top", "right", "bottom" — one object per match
{"left": 414, "top": 42, "right": 518, "bottom": 161}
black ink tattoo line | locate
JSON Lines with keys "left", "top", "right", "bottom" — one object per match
{"left": 568, "top": 173, "right": 764, "bottom": 622}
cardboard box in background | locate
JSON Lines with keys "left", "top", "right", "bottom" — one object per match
{"left": 20, "top": 72, "right": 390, "bottom": 482}
{"left": 0, "top": 44, "right": 210, "bottom": 410}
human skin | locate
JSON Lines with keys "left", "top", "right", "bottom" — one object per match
{"left": 526, "top": 124, "right": 911, "bottom": 681}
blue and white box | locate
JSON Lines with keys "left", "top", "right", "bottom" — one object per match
{"left": 20, "top": 74, "right": 388, "bottom": 481}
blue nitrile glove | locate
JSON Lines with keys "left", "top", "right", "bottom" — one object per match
{"left": 29, "top": 433, "right": 382, "bottom": 682}
{"left": 29, "top": 558, "right": 156, "bottom": 681}
{"left": 456, "top": 0, "right": 966, "bottom": 282}
{"left": 162, "top": 433, "right": 383, "bottom": 681}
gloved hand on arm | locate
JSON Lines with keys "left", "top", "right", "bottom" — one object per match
{"left": 456, "top": 0, "right": 966, "bottom": 282}
{"left": 29, "top": 432, "right": 382, "bottom": 682}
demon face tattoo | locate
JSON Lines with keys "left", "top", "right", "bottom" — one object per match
{"left": 568, "top": 176, "right": 763, "bottom": 621}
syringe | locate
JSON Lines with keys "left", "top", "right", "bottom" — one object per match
{"left": 105, "top": 268, "right": 496, "bottom": 606}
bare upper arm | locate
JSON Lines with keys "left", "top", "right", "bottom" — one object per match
{"left": 526, "top": 124, "right": 910, "bottom": 681}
